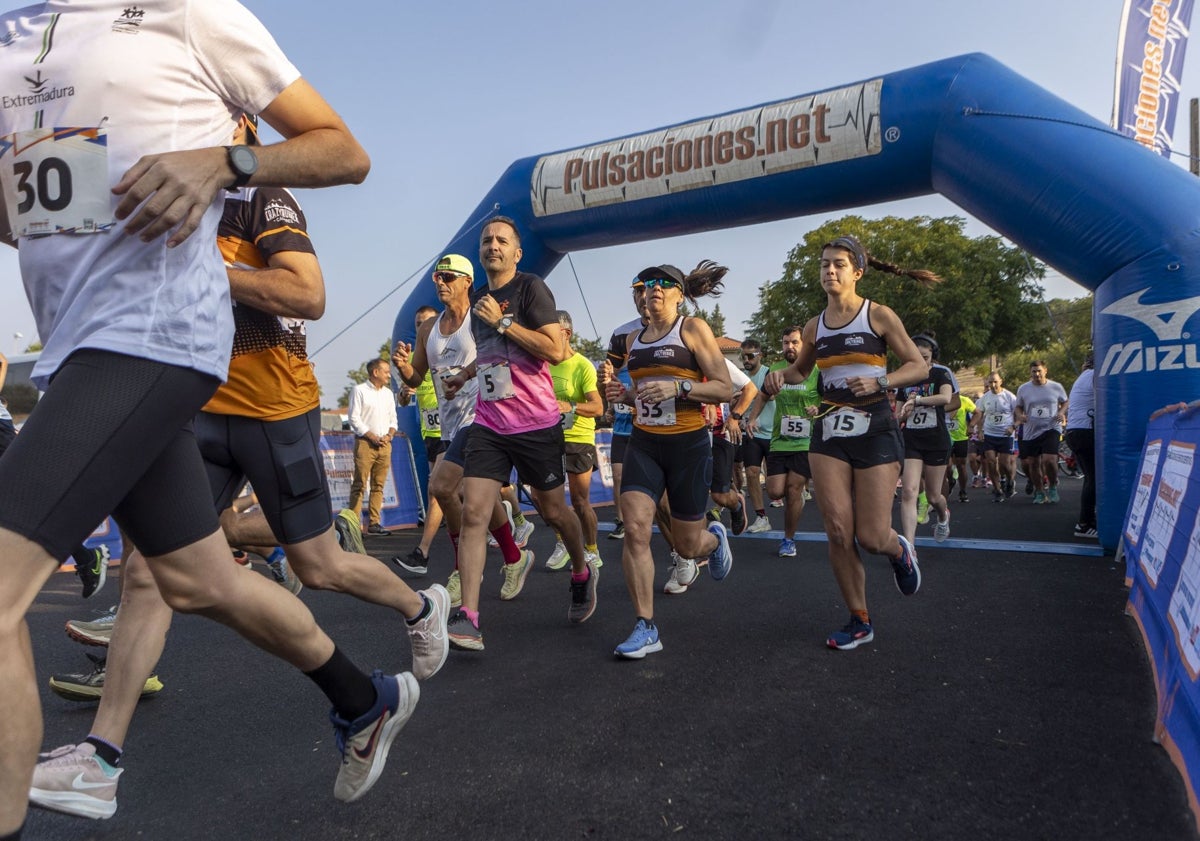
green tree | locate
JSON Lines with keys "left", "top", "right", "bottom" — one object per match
{"left": 572, "top": 335, "right": 605, "bottom": 363}
{"left": 988, "top": 294, "right": 1092, "bottom": 393}
{"left": 747, "top": 215, "right": 1047, "bottom": 370}
{"left": 338, "top": 339, "right": 391, "bottom": 408}
{"left": 687, "top": 302, "right": 727, "bottom": 338}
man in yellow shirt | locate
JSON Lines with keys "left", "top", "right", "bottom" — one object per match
{"left": 544, "top": 311, "right": 605, "bottom": 571}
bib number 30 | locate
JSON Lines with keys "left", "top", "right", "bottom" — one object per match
{"left": 1, "top": 127, "right": 114, "bottom": 237}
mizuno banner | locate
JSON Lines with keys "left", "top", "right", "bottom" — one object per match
{"left": 1113, "top": 0, "right": 1195, "bottom": 156}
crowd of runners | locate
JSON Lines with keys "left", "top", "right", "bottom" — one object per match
{"left": 0, "top": 2, "right": 1097, "bottom": 836}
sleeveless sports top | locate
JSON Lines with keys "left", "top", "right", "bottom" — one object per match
{"left": 814, "top": 299, "right": 888, "bottom": 408}
{"left": 425, "top": 310, "right": 479, "bottom": 439}
{"left": 627, "top": 316, "right": 705, "bottom": 434}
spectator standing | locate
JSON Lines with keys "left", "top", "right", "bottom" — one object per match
{"left": 348, "top": 358, "right": 399, "bottom": 535}
{"left": 1066, "top": 352, "right": 1097, "bottom": 537}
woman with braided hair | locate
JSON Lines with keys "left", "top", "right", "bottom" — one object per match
{"left": 603, "top": 260, "right": 734, "bottom": 659}
{"left": 762, "top": 235, "right": 940, "bottom": 651}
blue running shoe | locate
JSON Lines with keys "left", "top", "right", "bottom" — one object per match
{"left": 890, "top": 535, "right": 921, "bottom": 596}
{"left": 707, "top": 521, "right": 733, "bottom": 580}
{"left": 778, "top": 538, "right": 797, "bottom": 557}
{"left": 827, "top": 617, "right": 874, "bottom": 650}
{"left": 614, "top": 618, "right": 662, "bottom": 659}
{"left": 330, "top": 671, "right": 419, "bottom": 802}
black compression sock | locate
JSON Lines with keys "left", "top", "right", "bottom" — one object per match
{"left": 305, "top": 647, "right": 377, "bottom": 722}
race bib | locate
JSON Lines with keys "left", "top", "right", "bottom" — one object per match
{"left": 907, "top": 407, "right": 938, "bottom": 430}
{"left": 477, "top": 362, "right": 515, "bottom": 401}
{"left": 823, "top": 407, "right": 870, "bottom": 439}
{"left": 635, "top": 396, "right": 677, "bottom": 427}
{"left": 780, "top": 415, "right": 811, "bottom": 439}
{"left": 612, "top": 402, "right": 632, "bottom": 416}
{"left": 1, "top": 127, "right": 114, "bottom": 237}
{"left": 560, "top": 410, "right": 577, "bottom": 430}
{"left": 989, "top": 412, "right": 1005, "bottom": 426}
{"left": 635, "top": 377, "right": 678, "bottom": 427}
{"left": 1031, "top": 404, "right": 1052, "bottom": 419}
{"left": 421, "top": 407, "right": 440, "bottom": 432}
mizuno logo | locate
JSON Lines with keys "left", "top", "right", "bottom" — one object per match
{"left": 1100, "top": 287, "right": 1200, "bottom": 341}
{"left": 1098, "top": 340, "right": 1200, "bottom": 376}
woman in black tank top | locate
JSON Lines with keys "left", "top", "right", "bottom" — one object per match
{"left": 761, "top": 235, "right": 940, "bottom": 651}
{"left": 603, "top": 261, "right": 735, "bottom": 659}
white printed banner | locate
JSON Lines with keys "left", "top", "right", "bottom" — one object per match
{"left": 531, "top": 80, "right": 882, "bottom": 217}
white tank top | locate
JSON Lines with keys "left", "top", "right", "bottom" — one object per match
{"left": 425, "top": 310, "right": 479, "bottom": 439}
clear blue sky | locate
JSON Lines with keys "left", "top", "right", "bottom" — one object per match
{"left": 1, "top": 0, "right": 1193, "bottom": 402}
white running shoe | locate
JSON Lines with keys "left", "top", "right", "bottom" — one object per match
{"left": 513, "top": 519, "right": 535, "bottom": 548}
{"left": 545, "top": 541, "right": 570, "bottom": 570}
{"left": 584, "top": 549, "right": 603, "bottom": 570}
{"left": 29, "top": 742, "right": 121, "bottom": 819}
{"left": 663, "top": 555, "right": 699, "bottom": 594}
{"left": 933, "top": 508, "right": 951, "bottom": 543}
{"left": 407, "top": 585, "right": 450, "bottom": 681}
{"left": 746, "top": 515, "right": 771, "bottom": 534}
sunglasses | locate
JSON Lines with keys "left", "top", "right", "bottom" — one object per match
{"left": 741, "top": 352, "right": 760, "bottom": 360}
{"left": 433, "top": 271, "right": 466, "bottom": 283}
{"left": 642, "top": 277, "right": 681, "bottom": 290}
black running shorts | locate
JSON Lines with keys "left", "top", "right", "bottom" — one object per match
{"left": 196, "top": 408, "right": 333, "bottom": 545}
{"left": 0, "top": 350, "right": 220, "bottom": 560}
{"left": 463, "top": 422, "right": 566, "bottom": 491}
{"left": 622, "top": 427, "right": 712, "bottom": 521}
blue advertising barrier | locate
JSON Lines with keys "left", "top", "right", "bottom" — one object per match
{"left": 1123, "top": 401, "right": 1200, "bottom": 828}
{"left": 320, "top": 431, "right": 424, "bottom": 530}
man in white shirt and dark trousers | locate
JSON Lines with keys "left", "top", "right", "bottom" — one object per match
{"left": 348, "top": 359, "right": 399, "bottom": 535}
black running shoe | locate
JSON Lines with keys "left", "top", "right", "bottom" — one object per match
{"left": 392, "top": 547, "right": 429, "bottom": 575}
{"left": 729, "top": 492, "right": 747, "bottom": 536}
{"left": 75, "top": 546, "right": 110, "bottom": 600}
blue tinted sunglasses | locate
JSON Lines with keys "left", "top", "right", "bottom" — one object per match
{"left": 642, "top": 277, "right": 681, "bottom": 290}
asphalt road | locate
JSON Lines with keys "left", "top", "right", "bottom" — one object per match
{"left": 21, "top": 477, "right": 1199, "bottom": 841}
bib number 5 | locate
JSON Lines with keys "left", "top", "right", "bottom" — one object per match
{"left": 476, "top": 362, "right": 515, "bottom": 401}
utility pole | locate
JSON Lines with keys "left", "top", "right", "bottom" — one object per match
{"left": 1191, "top": 98, "right": 1199, "bottom": 176}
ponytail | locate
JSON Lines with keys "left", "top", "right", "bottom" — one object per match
{"left": 682, "top": 260, "right": 728, "bottom": 301}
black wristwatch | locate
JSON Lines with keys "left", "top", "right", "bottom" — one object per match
{"left": 679, "top": 380, "right": 693, "bottom": 400}
{"left": 225, "top": 145, "right": 258, "bottom": 190}
{"left": 876, "top": 374, "right": 890, "bottom": 391}
{"left": 496, "top": 315, "right": 514, "bottom": 335}
{"left": 730, "top": 411, "right": 743, "bottom": 421}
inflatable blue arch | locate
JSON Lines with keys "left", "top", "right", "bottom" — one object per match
{"left": 393, "top": 52, "right": 1200, "bottom": 550}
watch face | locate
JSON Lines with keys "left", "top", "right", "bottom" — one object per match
{"left": 229, "top": 145, "right": 258, "bottom": 176}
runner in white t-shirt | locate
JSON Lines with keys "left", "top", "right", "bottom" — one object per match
{"left": 0, "top": 2, "right": 408, "bottom": 828}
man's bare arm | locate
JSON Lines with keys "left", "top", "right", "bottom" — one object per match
{"left": 227, "top": 250, "right": 324, "bottom": 320}
{"left": 113, "top": 78, "right": 369, "bottom": 247}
